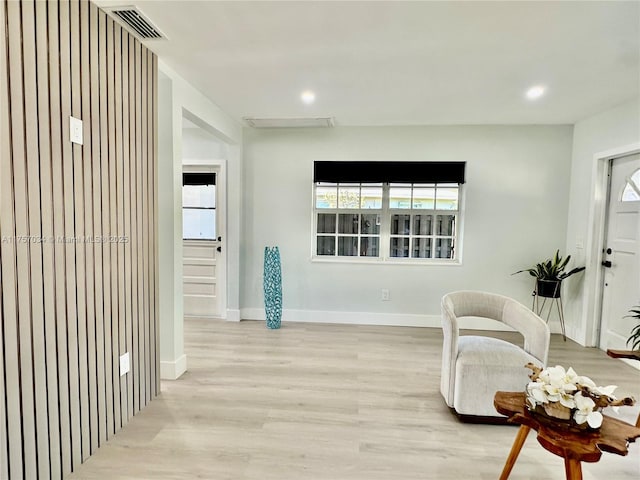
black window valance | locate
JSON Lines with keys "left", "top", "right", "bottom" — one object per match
{"left": 313, "top": 161, "right": 465, "bottom": 184}
{"left": 183, "top": 172, "right": 216, "bottom": 186}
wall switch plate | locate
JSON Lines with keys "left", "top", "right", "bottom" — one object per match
{"left": 70, "top": 116, "right": 83, "bottom": 145}
{"left": 119, "top": 352, "right": 130, "bottom": 376}
{"left": 381, "top": 289, "right": 390, "bottom": 301}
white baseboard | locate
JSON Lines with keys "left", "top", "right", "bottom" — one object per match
{"left": 184, "top": 309, "right": 241, "bottom": 322}
{"left": 160, "top": 354, "right": 187, "bottom": 380}
{"left": 238, "top": 307, "right": 556, "bottom": 332}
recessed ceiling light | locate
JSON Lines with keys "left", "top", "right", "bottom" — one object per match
{"left": 301, "top": 90, "right": 316, "bottom": 104}
{"left": 526, "top": 85, "right": 546, "bottom": 100}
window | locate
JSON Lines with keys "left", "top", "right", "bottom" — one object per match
{"left": 315, "top": 183, "right": 382, "bottom": 257}
{"left": 183, "top": 172, "right": 216, "bottom": 240}
{"left": 621, "top": 169, "right": 640, "bottom": 202}
{"left": 313, "top": 161, "right": 465, "bottom": 262}
{"left": 389, "top": 183, "right": 459, "bottom": 259}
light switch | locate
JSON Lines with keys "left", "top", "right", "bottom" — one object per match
{"left": 120, "top": 352, "right": 130, "bottom": 376}
{"left": 70, "top": 116, "right": 83, "bottom": 145}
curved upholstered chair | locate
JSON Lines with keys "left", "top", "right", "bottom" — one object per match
{"left": 440, "top": 290, "right": 550, "bottom": 418}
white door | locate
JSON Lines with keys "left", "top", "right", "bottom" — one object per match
{"left": 599, "top": 153, "right": 640, "bottom": 351}
{"left": 182, "top": 167, "right": 225, "bottom": 318}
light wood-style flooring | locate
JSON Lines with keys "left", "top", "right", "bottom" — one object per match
{"left": 68, "top": 320, "right": 640, "bottom": 479}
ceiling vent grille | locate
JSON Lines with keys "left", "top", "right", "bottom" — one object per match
{"left": 104, "top": 6, "right": 166, "bottom": 40}
{"left": 244, "top": 117, "right": 335, "bottom": 128}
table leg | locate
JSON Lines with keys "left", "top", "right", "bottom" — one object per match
{"left": 563, "top": 457, "right": 582, "bottom": 480}
{"left": 499, "top": 425, "right": 531, "bottom": 480}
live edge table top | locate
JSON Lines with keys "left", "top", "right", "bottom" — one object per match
{"left": 494, "top": 391, "right": 640, "bottom": 463}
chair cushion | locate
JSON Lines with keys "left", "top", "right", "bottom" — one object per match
{"left": 453, "top": 335, "right": 542, "bottom": 417}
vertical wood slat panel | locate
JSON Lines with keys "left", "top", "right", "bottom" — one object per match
{"left": 147, "top": 50, "right": 160, "bottom": 398}
{"left": 48, "top": 0, "right": 73, "bottom": 474}
{"left": 21, "top": 2, "right": 51, "bottom": 478}
{"left": 6, "top": 1, "right": 38, "bottom": 477}
{"left": 80, "top": 0, "right": 99, "bottom": 455}
{"left": 122, "top": 29, "right": 135, "bottom": 421}
{"left": 1, "top": 1, "right": 23, "bottom": 477}
{"left": 154, "top": 53, "right": 159, "bottom": 395}
{"left": 70, "top": 0, "right": 91, "bottom": 462}
{"left": 98, "top": 8, "right": 115, "bottom": 440}
{"left": 35, "top": 1, "right": 63, "bottom": 477}
{"left": 1, "top": 2, "right": 159, "bottom": 477}
{"left": 79, "top": 0, "right": 98, "bottom": 458}
{"left": 129, "top": 34, "right": 140, "bottom": 415}
{"left": 59, "top": 0, "right": 84, "bottom": 467}
{"left": 89, "top": 1, "right": 108, "bottom": 448}
{"left": 106, "top": 15, "right": 122, "bottom": 432}
{"left": 153, "top": 53, "right": 160, "bottom": 395}
{"left": 0, "top": 214, "right": 7, "bottom": 480}
{"left": 114, "top": 23, "right": 128, "bottom": 427}
{"left": 0, "top": 6, "right": 8, "bottom": 477}
{"left": 135, "top": 40, "right": 146, "bottom": 408}
{"left": 141, "top": 46, "right": 151, "bottom": 405}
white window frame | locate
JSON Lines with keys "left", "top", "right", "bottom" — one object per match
{"left": 182, "top": 166, "right": 217, "bottom": 242}
{"left": 312, "top": 182, "right": 464, "bottom": 265}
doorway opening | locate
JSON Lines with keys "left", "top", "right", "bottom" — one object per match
{"left": 181, "top": 115, "right": 227, "bottom": 319}
{"left": 597, "top": 153, "right": 640, "bottom": 352}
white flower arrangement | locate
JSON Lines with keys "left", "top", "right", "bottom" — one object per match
{"left": 525, "top": 364, "right": 634, "bottom": 429}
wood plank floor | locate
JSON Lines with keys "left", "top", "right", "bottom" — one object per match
{"left": 68, "top": 320, "right": 640, "bottom": 479}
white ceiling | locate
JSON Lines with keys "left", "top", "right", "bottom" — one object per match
{"left": 96, "top": 1, "right": 640, "bottom": 126}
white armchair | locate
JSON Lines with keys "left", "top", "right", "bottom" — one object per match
{"left": 440, "top": 290, "right": 550, "bottom": 418}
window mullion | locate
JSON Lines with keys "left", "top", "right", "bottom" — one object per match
{"left": 380, "top": 183, "right": 391, "bottom": 260}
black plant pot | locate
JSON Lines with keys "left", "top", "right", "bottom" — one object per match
{"left": 536, "top": 279, "right": 562, "bottom": 298}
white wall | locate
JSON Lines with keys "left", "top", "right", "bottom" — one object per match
{"left": 157, "top": 62, "right": 242, "bottom": 380}
{"left": 564, "top": 99, "right": 640, "bottom": 345}
{"left": 182, "top": 127, "right": 224, "bottom": 160}
{"left": 241, "top": 125, "right": 574, "bottom": 330}
{"left": 158, "top": 73, "right": 182, "bottom": 378}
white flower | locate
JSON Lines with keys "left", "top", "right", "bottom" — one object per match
{"left": 577, "top": 375, "right": 597, "bottom": 389}
{"left": 587, "top": 411, "right": 604, "bottom": 428}
{"left": 591, "top": 384, "right": 618, "bottom": 398}
{"left": 564, "top": 367, "right": 579, "bottom": 384}
{"left": 559, "top": 391, "right": 576, "bottom": 410}
{"left": 526, "top": 381, "right": 548, "bottom": 406}
{"left": 573, "top": 392, "right": 603, "bottom": 428}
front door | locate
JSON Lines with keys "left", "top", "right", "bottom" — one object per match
{"left": 599, "top": 153, "right": 640, "bottom": 351}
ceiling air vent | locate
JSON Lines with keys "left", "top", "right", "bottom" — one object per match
{"left": 104, "top": 6, "right": 166, "bottom": 40}
{"left": 243, "top": 117, "right": 335, "bottom": 128}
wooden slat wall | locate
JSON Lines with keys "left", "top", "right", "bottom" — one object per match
{"left": 0, "top": 1, "right": 159, "bottom": 478}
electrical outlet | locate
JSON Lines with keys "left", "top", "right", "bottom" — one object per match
{"left": 119, "top": 352, "right": 130, "bottom": 377}
{"left": 70, "top": 116, "right": 83, "bottom": 145}
{"left": 381, "top": 289, "right": 390, "bottom": 301}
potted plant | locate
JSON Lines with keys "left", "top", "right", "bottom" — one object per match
{"left": 626, "top": 306, "right": 640, "bottom": 351}
{"left": 513, "top": 250, "right": 585, "bottom": 298}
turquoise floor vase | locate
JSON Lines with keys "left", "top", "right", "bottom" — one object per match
{"left": 263, "top": 246, "right": 282, "bottom": 329}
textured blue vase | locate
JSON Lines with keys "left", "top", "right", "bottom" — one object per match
{"left": 263, "top": 246, "right": 283, "bottom": 329}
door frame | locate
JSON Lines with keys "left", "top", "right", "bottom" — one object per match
{"left": 585, "top": 143, "right": 640, "bottom": 347}
{"left": 182, "top": 161, "right": 227, "bottom": 318}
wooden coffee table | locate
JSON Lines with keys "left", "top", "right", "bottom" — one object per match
{"left": 494, "top": 391, "right": 640, "bottom": 480}
{"left": 606, "top": 349, "right": 640, "bottom": 428}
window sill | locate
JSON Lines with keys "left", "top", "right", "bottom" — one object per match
{"left": 310, "top": 256, "right": 462, "bottom": 266}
